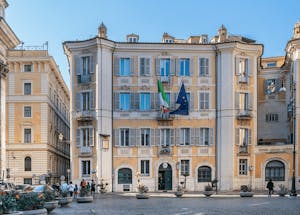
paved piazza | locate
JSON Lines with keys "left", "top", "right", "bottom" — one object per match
{"left": 51, "top": 194, "right": 300, "bottom": 215}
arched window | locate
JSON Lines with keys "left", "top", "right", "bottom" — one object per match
{"left": 265, "top": 160, "right": 285, "bottom": 181}
{"left": 118, "top": 168, "right": 132, "bottom": 184}
{"left": 198, "top": 166, "right": 211, "bottom": 182}
{"left": 24, "top": 157, "right": 31, "bottom": 171}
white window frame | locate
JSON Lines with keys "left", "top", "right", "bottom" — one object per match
{"left": 180, "top": 128, "right": 190, "bottom": 146}
{"left": 239, "top": 128, "right": 249, "bottom": 146}
{"left": 239, "top": 93, "right": 249, "bottom": 111}
{"left": 180, "top": 159, "right": 190, "bottom": 176}
{"left": 139, "top": 57, "right": 151, "bottom": 76}
{"left": 140, "top": 160, "right": 150, "bottom": 176}
{"left": 160, "top": 128, "right": 170, "bottom": 146}
{"left": 140, "top": 128, "right": 150, "bottom": 146}
{"left": 179, "top": 58, "right": 190, "bottom": 76}
{"left": 200, "top": 128, "right": 210, "bottom": 146}
{"left": 199, "top": 58, "right": 209, "bottom": 76}
{"left": 80, "top": 158, "right": 92, "bottom": 177}
{"left": 23, "top": 127, "right": 32, "bottom": 143}
{"left": 239, "top": 159, "right": 248, "bottom": 175}
{"left": 198, "top": 91, "right": 210, "bottom": 110}
{"left": 23, "top": 81, "right": 32, "bottom": 95}
{"left": 23, "top": 106, "right": 32, "bottom": 118}
{"left": 238, "top": 58, "right": 249, "bottom": 77}
{"left": 23, "top": 64, "right": 33, "bottom": 72}
{"left": 120, "top": 128, "right": 130, "bottom": 147}
{"left": 78, "top": 126, "right": 94, "bottom": 147}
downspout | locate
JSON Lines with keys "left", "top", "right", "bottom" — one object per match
{"left": 111, "top": 44, "right": 116, "bottom": 192}
{"left": 214, "top": 44, "right": 220, "bottom": 192}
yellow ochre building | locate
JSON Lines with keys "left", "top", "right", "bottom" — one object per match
{"left": 63, "top": 22, "right": 300, "bottom": 192}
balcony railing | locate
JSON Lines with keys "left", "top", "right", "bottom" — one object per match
{"left": 74, "top": 110, "right": 95, "bottom": 121}
{"left": 79, "top": 146, "right": 92, "bottom": 156}
{"left": 160, "top": 76, "right": 170, "bottom": 83}
{"left": 77, "top": 74, "right": 94, "bottom": 84}
{"left": 236, "top": 110, "right": 252, "bottom": 119}
{"left": 238, "top": 145, "right": 249, "bottom": 154}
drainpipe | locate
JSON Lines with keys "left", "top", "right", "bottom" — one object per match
{"left": 214, "top": 44, "right": 220, "bottom": 192}
{"left": 111, "top": 44, "right": 116, "bottom": 192}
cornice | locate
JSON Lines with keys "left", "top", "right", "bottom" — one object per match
{"left": 0, "top": 18, "right": 20, "bottom": 49}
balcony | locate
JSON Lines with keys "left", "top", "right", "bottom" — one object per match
{"left": 74, "top": 110, "right": 95, "bottom": 121}
{"left": 238, "top": 76, "right": 248, "bottom": 83}
{"left": 236, "top": 110, "right": 252, "bottom": 119}
{"left": 158, "top": 146, "right": 172, "bottom": 156}
{"left": 79, "top": 146, "right": 92, "bottom": 156}
{"left": 157, "top": 113, "right": 174, "bottom": 126}
{"left": 160, "top": 76, "right": 170, "bottom": 83}
{"left": 238, "top": 145, "right": 249, "bottom": 155}
{"left": 77, "top": 74, "right": 94, "bottom": 84}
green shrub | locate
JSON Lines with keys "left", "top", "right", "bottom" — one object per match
{"left": 17, "top": 192, "right": 43, "bottom": 211}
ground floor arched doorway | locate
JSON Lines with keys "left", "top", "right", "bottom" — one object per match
{"left": 158, "top": 163, "right": 172, "bottom": 190}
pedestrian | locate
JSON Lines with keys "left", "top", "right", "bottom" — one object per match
{"left": 74, "top": 184, "right": 78, "bottom": 198}
{"left": 266, "top": 179, "right": 274, "bottom": 197}
{"left": 91, "top": 179, "right": 96, "bottom": 195}
{"left": 80, "top": 179, "right": 86, "bottom": 188}
{"left": 68, "top": 181, "right": 75, "bottom": 197}
{"left": 87, "top": 182, "right": 91, "bottom": 190}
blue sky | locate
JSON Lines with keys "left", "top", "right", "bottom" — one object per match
{"left": 6, "top": 0, "right": 300, "bottom": 87}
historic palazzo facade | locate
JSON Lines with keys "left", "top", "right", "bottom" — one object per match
{"left": 64, "top": 22, "right": 300, "bottom": 192}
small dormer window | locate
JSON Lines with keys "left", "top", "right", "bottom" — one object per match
{"left": 129, "top": 37, "right": 137, "bottom": 43}
{"left": 165, "top": 39, "right": 173, "bottom": 43}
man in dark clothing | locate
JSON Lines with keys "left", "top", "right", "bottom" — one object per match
{"left": 267, "top": 179, "right": 274, "bottom": 197}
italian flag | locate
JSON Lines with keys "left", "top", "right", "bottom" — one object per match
{"left": 157, "top": 79, "right": 169, "bottom": 113}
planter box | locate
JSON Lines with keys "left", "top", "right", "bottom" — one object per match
{"left": 240, "top": 192, "right": 254, "bottom": 197}
{"left": 76, "top": 196, "right": 93, "bottom": 203}
{"left": 43, "top": 200, "right": 59, "bottom": 213}
{"left": 56, "top": 197, "right": 73, "bottom": 207}
{"left": 21, "top": 209, "right": 47, "bottom": 215}
{"left": 136, "top": 193, "right": 149, "bottom": 199}
{"left": 174, "top": 191, "right": 184, "bottom": 198}
{"left": 277, "top": 191, "right": 288, "bottom": 197}
{"left": 203, "top": 191, "right": 214, "bottom": 197}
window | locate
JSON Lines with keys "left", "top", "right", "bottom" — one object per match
{"left": 239, "top": 159, "right": 248, "bottom": 175}
{"left": 180, "top": 58, "right": 190, "bottom": 76}
{"left": 180, "top": 128, "right": 190, "bottom": 145}
{"left": 129, "top": 37, "right": 137, "bottom": 42}
{"left": 24, "top": 64, "right": 32, "bottom": 72}
{"left": 82, "top": 56, "right": 90, "bottom": 75}
{"left": 140, "top": 128, "right": 150, "bottom": 146}
{"left": 160, "top": 129, "right": 170, "bottom": 146}
{"left": 120, "top": 93, "right": 130, "bottom": 111}
{"left": 165, "top": 39, "right": 173, "bottom": 43}
{"left": 120, "top": 128, "right": 129, "bottom": 146}
{"left": 81, "top": 128, "right": 93, "bottom": 147}
{"left": 24, "top": 178, "right": 32, "bottom": 185}
{"left": 24, "top": 106, "right": 32, "bottom": 117}
{"left": 120, "top": 58, "right": 131, "bottom": 76}
{"left": 199, "top": 58, "right": 209, "bottom": 76}
{"left": 198, "top": 166, "right": 212, "bottom": 182}
{"left": 239, "top": 93, "right": 249, "bottom": 111}
{"left": 140, "top": 160, "right": 150, "bottom": 176}
{"left": 239, "top": 58, "right": 248, "bottom": 76}
{"left": 24, "top": 83, "right": 32, "bottom": 95}
{"left": 199, "top": 92, "right": 209, "bottom": 110}
{"left": 76, "top": 91, "right": 94, "bottom": 111}
{"left": 139, "top": 58, "right": 150, "bottom": 76}
{"left": 82, "top": 92, "right": 90, "bottom": 111}
{"left": 200, "top": 128, "right": 210, "bottom": 145}
{"left": 180, "top": 160, "right": 190, "bottom": 176}
{"left": 81, "top": 160, "right": 91, "bottom": 176}
{"left": 118, "top": 168, "right": 132, "bottom": 184}
{"left": 24, "top": 157, "right": 31, "bottom": 171}
{"left": 266, "top": 113, "right": 279, "bottom": 122}
{"left": 265, "top": 160, "right": 285, "bottom": 181}
{"left": 237, "top": 128, "right": 250, "bottom": 146}
{"left": 160, "top": 59, "right": 170, "bottom": 76}
{"left": 140, "top": 93, "right": 150, "bottom": 111}
{"left": 24, "top": 128, "right": 31, "bottom": 143}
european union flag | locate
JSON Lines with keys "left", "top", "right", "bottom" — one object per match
{"left": 170, "top": 83, "right": 189, "bottom": 115}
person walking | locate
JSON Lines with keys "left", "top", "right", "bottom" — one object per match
{"left": 74, "top": 184, "right": 78, "bottom": 198}
{"left": 267, "top": 179, "right": 274, "bottom": 197}
{"left": 68, "top": 181, "right": 75, "bottom": 197}
{"left": 91, "top": 179, "right": 96, "bottom": 195}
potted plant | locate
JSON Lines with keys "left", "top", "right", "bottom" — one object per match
{"left": 42, "top": 189, "right": 59, "bottom": 213}
{"left": 136, "top": 172, "right": 149, "bottom": 199}
{"left": 16, "top": 192, "right": 47, "bottom": 214}
{"left": 0, "top": 192, "right": 17, "bottom": 214}
{"left": 203, "top": 184, "right": 214, "bottom": 197}
{"left": 174, "top": 183, "right": 184, "bottom": 198}
{"left": 277, "top": 184, "right": 288, "bottom": 197}
{"left": 56, "top": 190, "right": 73, "bottom": 206}
{"left": 76, "top": 186, "right": 93, "bottom": 203}
{"left": 98, "top": 179, "right": 109, "bottom": 194}
{"left": 239, "top": 185, "right": 254, "bottom": 197}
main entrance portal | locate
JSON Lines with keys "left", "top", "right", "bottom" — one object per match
{"left": 158, "top": 163, "right": 172, "bottom": 190}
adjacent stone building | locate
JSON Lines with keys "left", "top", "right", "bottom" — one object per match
{"left": 6, "top": 49, "right": 70, "bottom": 185}
{"left": 0, "top": 0, "right": 19, "bottom": 179}
{"left": 64, "top": 22, "right": 300, "bottom": 192}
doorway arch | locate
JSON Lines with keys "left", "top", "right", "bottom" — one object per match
{"left": 158, "top": 163, "right": 172, "bottom": 190}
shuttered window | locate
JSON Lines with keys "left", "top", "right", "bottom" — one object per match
{"left": 120, "top": 93, "right": 130, "bottom": 111}
{"left": 120, "top": 58, "right": 131, "bottom": 76}
{"left": 139, "top": 58, "right": 150, "bottom": 76}
{"left": 199, "top": 58, "right": 209, "bottom": 76}
{"left": 140, "top": 93, "right": 150, "bottom": 111}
